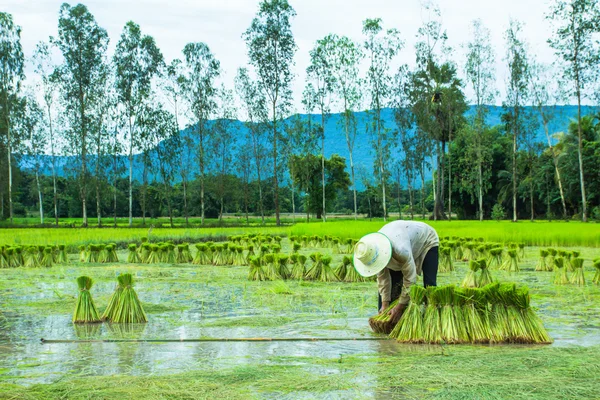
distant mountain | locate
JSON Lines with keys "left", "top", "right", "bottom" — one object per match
{"left": 19, "top": 105, "right": 596, "bottom": 189}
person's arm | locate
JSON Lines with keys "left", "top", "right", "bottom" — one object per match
{"left": 377, "top": 268, "right": 391, "bottom": 313}
{"left": 388, "top": 247, "right": 417, "bottom": 323}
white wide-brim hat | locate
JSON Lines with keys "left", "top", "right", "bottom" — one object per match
{"left": 353, "top": 232, "right": 392, "bottom": 277}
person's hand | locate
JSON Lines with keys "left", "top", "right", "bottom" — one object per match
{"left": 379, "top": 301, "right": 390, "bottom": 315}
{"left": 389, "top": 303, "right": 407, "bottom": 325}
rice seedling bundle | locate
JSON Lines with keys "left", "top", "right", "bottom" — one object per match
{"left": 458, "top": 287, "right": 490, "bottom": 343}
{"left": 476, "top": 244, "right": 487, "bottom": 260}
{"left": 463, "top": 242, "right": 476, "bottom": 261}
{"left": 477, "top": 259, "right": 494, "bottom": 287}
{"left": 212, "top": 244, "right": 226, "bottom": 266}
{"left": 157, "top": 244, "right": 168, "bottom": 263}
{"left": 518, "top": 243, "right": 525, "bottom": 259}
{"left": 332, "top": 238, "right": 341, "bottom": 254}
{"left": 127, "top": 244, "right": 141, "bottom": 263}
{"left": 501, "top": 249, "right": 519, "bottom": 272}
{"left": 166, "top": 243, "right": 176, "bottom": 264}
{"left": 14, "top": 246, "right": 24, "bottom": 266}
{"left": 263, "top": 254, "right": 281, "bottom": 281}
{"left": 461, "top": 260, "right": 479, "bottom": 288}
{"left": 498, "top": 283, "right": 530, "bottom": 342}
{"left": 105, "top": 274, "right": 148, "bottom": 324}
{"left": 318, "top": 255, "right": 338, "bottom": 282}
{"left": 98, "top": 244, "right": 109, "bottom": 263}
{"left": 536, "top": 249, "right": 549, "bottom": 271}
{"left": 292, "top": 242, "right": 301, "bottom": 253}
{"left": 248, "top": 256, "right": 266, "bottom": 281}
{"left": 513, "top": 286, "right": 552, "bottom": 344}
{"left": 57, "top": 245, "right": 68, "bottom": 264}
{"left": 335, "top": 256, "right": 352, "bottom": 281}
{"left": 301, "top": 235, "right": 309, "bottom": 247}
{"left": 482, "top": 283, "right": 508, "bottom": 343}
{"left": 36, "top": 245, "right": 45, "bottom": 263}
{"left": 79, "top": 245, "right": 86, "bottom": 262}
{"left": 390, "top": 285, "right": 427, "bottom": 342}
{"left": 572, "top": 250, "right": 581, "bottom": 259}
{"left": 290, "top": 254, "right": 307, "bottom": 280}
{"left": 233, "top": 246, "right": 246, "bottom": 266}
{"left": 272, "top": 244, "right": 281, "bottom": 254}
{"left": 140, "top": 243, "right": 150, "bottom": 263}
{"left": 141, "top": 237, "right": 148, "bottom": 244}
{"left": 592, "top": 259, "right": 600, "bottom": 285}
{"left": 147, "top": 244, "right": 161, "bottom": 264}
{"left": 546, "top": 248, "right": 557, "bottom": 270}
{"left": 245, "top": 245, "right": 255, "bottom": 265}
{"left": 423, "top": 286, "right": 442, "bottom": 343}
{"left": 85, "top": 245, "right": 99, "bottom": 263}
{"left": 175, "top": 244, "right": 186, "bottom": 263}
{"left": 24, "top": 247, "right": 39, "bottom": 268}
{"left": 437, "top": 286, "right": 462, "bottom": 344}
{"left": 344, "top": 238, "right": 354, "bottom": 254}
{"left": 454, "top": 239, "right": 465, "bottom": 261}
{"left": 569, "top": 258, "right": 585, "bottom": 286}
{"left": 488, "top": 247, "right": 504, "bottom": 269}
{"left": 552, "top": 257, "right": 569, "bottom": 285}
{"left": 258, "top": 244, "right": 269, "bottom": 259}
{"left": 5, "top": 248, "right": 17, "bottom": 268}
{"left": 439, "top": 247, "right": 453, "bottom": 272}
{"left": 277, "top": 255, "right": 290, "bottom": 279}
{"left": 223, "top": 243, "right": 234, "bottom": 265}
{"left": 72, "top": 276, "right": 101, "bottom": 324}
{"left": 368, "top": 299, "right": 400, "bottom": 334}
{"left": 41, "top": 247, "right": 53, "bottom": 268}
{"left": 206, "top": 242, "right": 215, "bottom": 263}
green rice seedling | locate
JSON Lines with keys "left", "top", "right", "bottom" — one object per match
{"left": 57, "top": 245, "right": 68, "bottom": 264}
{"left": 274, "top": 236, "right": 282, "bottom": 245}
{"left": 488, "top": 248, "right": 504, "bottom": 269}
{"left": 72, "top": 276, "right": 101, "bottom": 324}
{"left": 501, "top": 249, "right": 519, "bottom": 272}
{"left": 292, "top": 242, "right": 301, "bottom": 253}
{"left": 157, "top": 244, "right": 167, "bottom": 263}
{"left": 454, "top": 239, "right": 465, "bottom": 261}
{"left": 343, "top": 260, "right": 365, "bottom": 283}
{"left": 439, "top": 247, "right": 453, "bottom": 273}
{"left": 146, "top": 244, "right": 161, "bottom": 264}
{"left": 592, "top": 259, "right": 600, "bottom": 285}
{"left": 106, "top": 244, "right": 119, "bottom": 263}
{"left": 390, "top": 285, "right": 427, "bottom": 343}
{"left": 141, "top": 237, "right": 148, "bottom": 244}
{"left": 345, "top": 238, "right": 354, "bottom": 254}
{"left": 193, "top": 244, "right": 207, "bottom": 265}
{"left": 205, "top": 242, "right": 215, "bottom": 263}
{"left": 482, "top": 282, "right": 508, "bottom": 343}
{"left": 461, "top": 260, "right": 479, "bottom": 288}
{"left": 175, "top": 244, "right": 186, "bottom": 263}
{"left": 245, "top": 245, "right": 255, "bottom": 265}
{"left": 306, "top": 253, "right": 323, "bottom": 281}
{"left": 368, "top": 299, "right": 400, "bottom": 334}
{"left": 98, "top": 244, "right": 108, "bottom": 263}
{"left": 497, "top": 283, "right": 528, "bottom": 342}
{"left": 572, "top": 250, "right": 581, "bottom": 259}
{"left": 563, "top": 251, "right": 574, "bottom": 272}
{"left": 569, "top": 258, "right": 585, "bottom": 286}
{"left": 14, "top": 246, "right": 24, "bottom": 266}
{"left": 258, "top": 244, "right": 269, "bottom": 260}
{"left": 453, "top": 288, "right": 471, "bottom": 343}
{"left": 552, "top": 257, "right": 569, "bottom": 285}
{"left": 140, "top": 243, "right": 150, "bottom": 263}
{"left": 463, "top": 242, "right": 476, "bottom": 261}
{"left": 518, "top": 243, "right": 525, "bottom": 259}
{"left": 423, "top": 285, "right": 442, "bottom": 344}
{"left": 248, "top": 256, "right": 266, "bottom": 281}
{"left": 24, "top": 247, "right": 39, "bottom": 268}
{"left": 107, "top": 274, "right": 148, "bottom": 324}
{"left": 277, "top": 255, "right": 290, "bottom": 279}
{"left": 332, "top": 238, "right": 341, "bottom": 254}
{"left": 546, "top": 248, "right": 557, "bottom": 268}
{"left": 78, "top": 245, "right": 86, "bottom": 262}
{"left": 5, "top": 248, "right": 16, "bottom": 268}
{"left": 36, "top": 245, "right": 45, "bottom": 263}
{"left": 127, "top": 244, "right": 141, "bottom": 263}
{"left": 458, "top": 287, "right": 490, "bottom": 343}
{"left": 233, "top": 246, "right": 246, "bottom": 266}
{"left": 262, "top": 254, "right": 281, "bottom": 281}
{"left": 166, "top": 243, "right": 176, "bottom": 264}
{"left": 437, "top": 286, "right": 461, "bottom": 344}
{"left": 513, "top": 286, "right": 552, "bottom": 344}
{"left": 318, "top": 255, "right": 338, "bottom": 282}
{"left": 223, "top": 243, "right": 234, "bottom": 265}
{"left": 477, "top": 259, "right": 494, "bottom": 287}
{"left": 536, "top": 249, "right": 549, "bottom": 271}
{"left": 41, "top": 247, "right": 53, "bottom": 268}
{"left": 212, "top": 244, "right": 225, "bottom": 266}
{"left": 476, "top": 244, "right": 487, "bottom": 260}
{"left": 300, "top": 235, "right": 308, "bottom": 247}
{"left": 335, "top": 256, "right": 352, "bottom": 281}
{"left": 272, "top": 244, "right": 281, "bottom": 254}
{"left": 290, "top": 254, "right": 307, "bottom": 280}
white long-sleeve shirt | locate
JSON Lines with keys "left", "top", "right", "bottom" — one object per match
{"left": 377, "top": 221, "right": 439, "bottom": 305}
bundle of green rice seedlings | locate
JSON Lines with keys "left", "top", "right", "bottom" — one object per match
{"left": 488, "top": 248, "right": 504, "bottom": 269}
{"left": 5, "top": 248, "right": 17, "bottom": 268}
{"left": 245, "top": 245, "right": 255, "bottom": 265}
{"left": 546, "top": 248, "right": 557, "bottom": 270}
{"left": 453, "top": 287, "right": 471, "bottom": 343}
{"left": 41, "top": 247, "right": 54, "bottom": 268}
{"left": 482, "top": 282, "right": 508, "bottom": 343}
{"left": 300, "top": 235, "right": 308, "bottom": 247}
{"left": 390, "top": 285, "right": 427, "bottom": 342}
{"left": 24, "top": 247, "right": 39, "bottom": 268}
{"left": 222, "top": 243, "right": 233, "bottom": 265}
{"left": 320, "top": 255, "right": 338, "bottom": 282}
{"left": 139, "top": 243, "right": 150, "bottom": 263}
{"left": 175, "top": 244, "right": 186, "bottom": 263}
{"left": 57, "top": 244, "right": 68, "bottom": 264}
{"left": 461, "top": 242, "right": 475, "bottom": 261}
{"left": 501, "top": 249, "right": 519, "bottom": 272}
{"left": 290, "top": 254, "right": 306, "bottom": 280}
{"left": 476, "top": 244, "right": 487, "bottom": 260}
{"left": 107, "top": 273, "right": 148, "bottom": 324}
{"left": 107, "top": 244, "right": 119, "bottom": 263}
{"left": 234, "top": 246, "right": 246, "bottom": 266}
{"left": 78, "top": 245, "right": 87, "bottom": 262}
{"left": 368, "top": 299, "right": 400, "bottom": 334}
{"left": 343, "top": 260, "right": 365, "bottom": 283}
{"left": 192, "top": 244, "right": 206, "bottom": 265}
{"left": 212, "top": 244, "right": 225, "bottom": 266}
{"left": 458, "top": 287, "right": 490, "bottom": 343}
{"left": 437, "top": 286, "right": 462, "bottom": 343}
{"left": 439, "top": 247, "right": 453, "bottom": 273}
{"left": 14, "top": 246, "right": 24, "bottom": 266}
{"left": 454, "top": 239, "right": 465, "bottom": 261}
{"left": 277, "top": 255, "right": 290, "bottom": 279}
{"left": 291, "top": 242, "right": 301, "bottom": 254}
{"left": 262, "top": 254, "right": 281, "bottom": 281}
{"left": 306, "top": 253, "right": 323, "bottom": 280}
{"left": 272, "top": 244, "right": 281, "bottom": 255}
{"left": 72, "top": 276, "right": 101, "bottom": 324}
{"left": 569, "top": 258, "right": 585, "bottom": 286}
{"left": 552, "top": 257, "right": 569, "bottom": 285}
{"left": 0, "top": 248, "right": 7, "bottom": 268}
{"left": 513, "top": 286, "right": 552, "bottom": 344}
{"left": 36, "top": 245, "right": 45, "bottom": 263}
{"left": 205, "top": 242, "right": 215, "bottom": 263}
{"left": 477, "top": 259, "right": 494, "bottom": 287}
{"left": 535, "top": 249, "right": 549, "bottom": 271}
{"left": 332, "top": 238, "right": 341, "bottom": 254}
{"left": 562, "top": 251, "right": 573, "bottom": 271}
{"left": 248, "top": 256, "right": 266, "bottom": 281}
{"left": 497, "top": 283, "right": 530, "bottom": 342}
{"left": 335, "top": 256, "right": 352, "bottom": 281}
{"left": 258, "top": 244, "right": 269, "bottom": 260}
{"left": 310, "top": 235, "right": 319, "bottom": 247}
{"left": 572, "top": 250, "right": 581, "bottom": 259}
{"left": 127, "top": 244, "right": 141, "bottom": 263}
{"left": 518, "top": 243, "right": 526, "bottom": 259}
{"left": 156, "top": 244, "right": 166, "bottom": 263}
{"left": 165, "top": 243, "right": 176, "bottom": 264}
{"left": 461, "top": 260, "right": 480, "bottom": 288}
{"left": 289, "top": 235, "right": 298, "bottom": 243}
{"left": 97, "top": 244, "right": 108, "bottom": 263}
{"left": 141, "top": 236, "right": 148, "bottom": 244}
{"left": 592, "top": 259, "right": 600, "bottom": 285}
{"left": 146, "top": 244, "right": 161, "bottom": 264}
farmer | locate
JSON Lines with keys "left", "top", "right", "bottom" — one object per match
{"left": 353, "top": 220, "right": 439, "bottom": 324}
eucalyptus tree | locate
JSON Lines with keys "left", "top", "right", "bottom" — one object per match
{"left": 113, "top": 21, "right": 163, "bottom": 227}
{"left": 300, "top": 83, "right": 320, "bottom": 221}
{"left": 465, "top": 18, "right": 496, "bottom": 221}
{"left": 235, "top": 67, "right": 268, "bottom": 224}
{"left": 243, "top": 0, "right": 297, "bottom": 226}
{"left": 327, "top": 34, "right": 363, "bottom": 219}
{"left": 55, "top": 3, "right": 108, "bottom": 226}
{"left": 503, "top": 19, "right": 530, "bottom": 222}
{"left": 0, "top": 12, "right": 25, "bottom": 223}
{"left": 363, "top": 18, "right": 403, "bottom": 221}
{"left": 22, "top": 92, "right": 45, "bottom": 224}
{"left": 529, "top": 61, "right": 568, "bottom": 218}
{"left": 307, "top": 36, "right": 336, "bottom": 222}
{"left": 181, "top": 42, "right": 220, "bottom": 224}
{"left": 32, "top": 41, "right": 60, "bottom": 225}
{"left": 547, "top": 0, "right": 600, "bottom": 222}
{"left": 92, "top": 67, "right": 112, "bottom": 227}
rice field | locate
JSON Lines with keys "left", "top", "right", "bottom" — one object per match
{"left": 0, "top": 223, "right": 599, "bottom": 399}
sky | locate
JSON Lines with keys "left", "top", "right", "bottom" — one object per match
{"left": 5, "top": 0, "right": 560, "bottom": 116}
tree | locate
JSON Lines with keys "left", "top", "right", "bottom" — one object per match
{"left": 92, "top": 68, "right": 111, "bottom": 226}
{"left": 22, "top": 92, "right": 45, "bottom": 224}
{"left": 328, "top": 35, "right": 363, "bottom": 219}
{"left": 113, "top": 21, "right": 163, "bottom": 227}
{"left": 363, "top": 18, "right": 403, "bottom": 222}
{"left": 243, "top": 0, "right": 297, "bottom": 226}
{"left": 0, "top": 12, "right": 25, "bottom": 223}
{"left": 464, "top": 19, "right": 496, "bottom": 221}
{"left": 502, "top": 19, "right": 530, "bottom": 222}
{"left": 32, "top": 41, "right": 60, "bottom": 226}
{"left": 55, "top": 3, "right": 108, "bottom": 227}
{"left": 181, "top": 42, "right": 220, "bottom": 224}
{"left": 547, "top": 0, "right": 600, "bottom": 222}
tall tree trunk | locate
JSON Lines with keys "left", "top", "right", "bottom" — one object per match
{"left": 420, "top": 165, "right": 425, "bottom": 220}
{"left": 96, "top": 134, "right": 102, "bottom": 228}
{"left": 377, "top": 108, "right": 387, "bottom": 222}
{"left": 541, "top": 117, "right": 567, "bottom": 218}
{"left": 478, "top": 163, "right": 483, "bottom": 221}
{"left": 448, "top": 128, "right": 453, "bottom": 221}
{"left": 142, "top": 157, "right": 147, "bottom": 226}
{"left": 343, "top": 109, "right": 358, "bottom": 220}
{"left": 396, "top": 171, "right": 402, "bottom": 220}
{"left": 512, "top": 108, "right": 518, "bottom": 222}
{"left": 7, "top": 120, "right": 13, "bottom": 224}
{"left": 321, "top": 113, "right": 326, "bottom": 222}
{"left": 530, "top": 174, "right": 534, "bottom": 222}
{"left": 199, "top": 123, "right": 205, "bottom": 225}
{"left": 128, "top": 115, "right": 133, "bottom": 227}
{"left": 251, "top": 125, "right": 265, "bottom": 225}
{"left": 35, "top": 170, "right": 43, "bottom": 224}
{"left": 47, "top": 105, "right": 58, "bottom": 226}
{"left": 291, "top": 169, "right": 296, "bottom": 222}
{"left": 272, "top": 102, "right": 280, "bottom": 226}
{"left": 576, "top": 88, "right": 587, "bottom": 222}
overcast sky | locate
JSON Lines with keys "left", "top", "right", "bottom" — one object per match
{"left": 6, "top": 0, "right": 559, "bottom": 113}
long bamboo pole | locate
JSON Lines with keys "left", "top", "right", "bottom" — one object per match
{"left": 41, "top": 337, "right": 389, "bottom": 344}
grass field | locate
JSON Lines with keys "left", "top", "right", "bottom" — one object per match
{"left": 0, "top": 239, "right": 599, "bottom": 399}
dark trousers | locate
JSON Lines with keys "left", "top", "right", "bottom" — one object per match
{"left": 378, "top": 246, "right": 439, "bottom": 310}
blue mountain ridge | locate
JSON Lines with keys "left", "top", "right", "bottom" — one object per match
{"left": 20, "top": 105, "right": 595, "bottom": 190}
